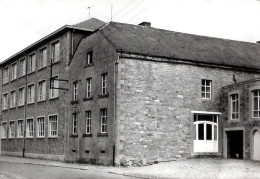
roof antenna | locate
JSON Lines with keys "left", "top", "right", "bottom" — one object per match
{"left": 87, "top": 6, "right": 94, "bottom": 19}
{"left": 111, "top": 5, "right": 113, "bottom": 22}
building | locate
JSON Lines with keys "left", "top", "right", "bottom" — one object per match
{"left": 1, "top": 18, "right": 260, "bottom": 165}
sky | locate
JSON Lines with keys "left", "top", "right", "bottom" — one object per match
{"left": 0, "top": 0, "right": 260, "bottom": 62}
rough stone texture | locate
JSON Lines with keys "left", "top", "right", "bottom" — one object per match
{"left": 222, "top": 79, "right": 260, "bottom": 160}
{"left": 66, "top": 30, "right": 118, "bottom": 165}
{"left": 115, "top": 57, "right": 259, "bottom": 165}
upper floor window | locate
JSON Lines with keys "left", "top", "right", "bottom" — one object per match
{"left": 10, "top": 90, "right": 16, "bottom": 108}
{"left": 18, "top": 87, "right": 25, "bottom": 106}
{"left": 253, "top": 90, "right": 260, "bottom": 118}
{"left": 10, "top": 63, "right": 17, "bottom": 81}
{"left": 50, "top": 76, "right": 59, "bottom": 99}
{"left": 201, "top": 79, "right": 211, "bottom": 99}
{"left": 26, "top": 118, "right": 34, "bottom": 138}
{"left": 86, "top": 78, "right": 92, "bottom": 98}
{"left": 86, "top": 51, "right": 93, "bottom": 65}
{"left": 101, "top": 73, "right": 107, "bottom": 95}
{"left": 20, "top": 58, "right": 26, "bottom": 77}
{"left": 1, "top": 122, "right": 7, "bottom": 138}
{"left": 9, "top": 121, "right": 15, "bottom": 138}
{"left": 51, "top": 41, "right": 60, "bottom": 63}
{"left": 73, "top": 81, "right": 78, "bottom": 101}
{"left": 49, "top": 115, "right": 58, "bottom": 137}
{"left": 28, "top": 84, "right": 35, "bottom": 104}
{"left": 17, "top": 120, "right": 24, "bottom": 138}
{"left": 39, "top": 47, "right": 47, "bottom": 69}
{"left": 2, "top": 93, "right": 8, "bottom": 110}
{"left": 3, "top": 67, "right": 9, "bottom": 84}
{"left": 38, "top": 80, "right": 46, "bottom": 102}
{"left": 28, "top": 53, "right": 36, "bottom": 73}
{"left": 101, "top": 109, "right": 107, "bottom": 133}
{"left": 230, "top": 94, "right": 239, "bottom": 120}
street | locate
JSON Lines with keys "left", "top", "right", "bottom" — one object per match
{"left": 0, "top": 161, "right": 133, "bottom": 179}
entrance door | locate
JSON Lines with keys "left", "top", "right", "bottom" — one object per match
{"left": 253, "top": 130, "right": 260, "bottom": 161}
{"left": 227, "top": 131, "right": 243, "bottom": 159}
{"left": 193, "top": 113, "right": 218, "bottom": 153}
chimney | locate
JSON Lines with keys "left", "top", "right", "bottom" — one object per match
{"left": 138, "top": 21, "right": 151, "bottom": 27}
{"left": 257, "top": 41, "right": 260, "bottom": 44}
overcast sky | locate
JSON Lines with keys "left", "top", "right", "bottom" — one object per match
{"left": 0, "top": 0, "right": 260, "bottom": 62}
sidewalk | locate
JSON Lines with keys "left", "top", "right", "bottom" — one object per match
{"left": 1, "top": 156, "right": 260, "bottom": 178}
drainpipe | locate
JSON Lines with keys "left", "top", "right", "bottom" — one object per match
{"left": 23, "top": 54, "right": 28, "bottom": 158}
{"left": 113, "top": 55, "right": 119, "bottom": 166}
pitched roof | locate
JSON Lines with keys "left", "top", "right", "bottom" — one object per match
{"left": 100, "top": 22, "right": 260, "bottom": 70}
{"left": 73, "top": 18, "right": 106, "bottom": 31}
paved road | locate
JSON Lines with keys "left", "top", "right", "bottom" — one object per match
{"left": 0, "top": 161, "right": 133, "bottom": 179}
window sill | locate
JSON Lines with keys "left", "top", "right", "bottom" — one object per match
{"left": 26, "top": 137, "right": 34, "bottom": 139}
{"left": 201, "top": 98, "right": 211, "bottom": 102}
{"left": 18, "top": 105, "right": 25, "bottom": 108}
{"left": 228, "top": 119, "right": 240, "bottom": 123}
{"left": 70, "top": 134, "right": 78, "bottom": 138}
{"left": 51, "top": 61, "right": 60, "bottom": 65}
{"left": 83, "top": 133, "right": 92, "bottom": 137}
{"left": 10, "top": 78, "right": 17, "bottom": 83}
{"left": 84, "top": 63, "right": 94, "bottom": 68}
{"left": 17, "top": 137, "right": 24, "bottom": 139}
{"left": 27, "top": 102, "right": 35, "bottom": 106}
{"left": 9, "top": 107, "right": 16, "bottom": 110}
{"left": 250, "top": 118, "right": 260, "bottom": 122}
{"left": 1, "top": 138, "right": 7, "bottom": 140}
{"left": 37, "top": 100, "right": 46, "bottom": 104}
{"left": 28, "top": 71, "right": 36, "bottom": 75}
{"left": 8, "top": 137, "right": 15, "bottom": 139}
{"left": 98, "top": 93, "right": 109, "bottom": 98}
{"left": 83, "top": 97, "right": 93, "bottom": 101}
{"left": 38, "top": 66, "right": 47, "bottom": 72}
{"left": 18, "top": 75, "right": 26, "bottom": 79}
{"left": 49, "top": 97, "right": 59, "bottom": 101}
{"left": 71, "top": 100, "right": 79, "bottom": 104}
{"left": 36, "top": 136, "right": 45, "bottom": 139}
{"left": 97, "top": 133, "right": 108, "bottom": 137}
{"left": 48, "top": 136, "right": 58, "bottom": 139}
{"left": 2, "top": 109, "right": 8, "bottom": 111}
{"left": 3, "top": 82, "right": 9, "bottom": 85}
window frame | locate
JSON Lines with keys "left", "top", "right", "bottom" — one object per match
{"left": 38, "top": 80, "right": 46, "bottom": 102}
{"left": 73, "top": 81, "right": 78, "bottom": 101}
{"left": 9, "top": 120, "right": 15, "bottom": 138}
{"left": 36, "top": 116, "right": 45, "bottom": 138}
{"left": 249, "top": 86, "right": 260, "bottom": 121}
{"left": 39, "top": 47, "right": 47, "bottom": 69}
{"left": 3, "top": 66, "right": 9, "bottom": 84}
{"left": 228, "top": 91, "right": 240, "bottom": 121}
{"left": 101, "top": 108, "right": 107, "bottom": 133}
{"left": 2, "top": 92, "right": 8, "bottom": 110}
{"left": 26, "top": 118, "right": 34, "bottom": 138}
{"left": 10, "top": 90, "right": 16, "bottom": 109}
{"left": 17, "top": 119, "right": 24, "bottom": 138}
{"left": 18, "top": 86, "right": 25, "bottom": 106}
{"left": 28, "top": 53, "right": 36, "bottom": 74}
{"left": 86, "top": 51, "right": 93, "bottom": 65}
{"left": 49, "top": 75, "right": 59, "bottom": 99}
{"left": 10, "top": 62, "right": 17, "bottom": 81}
{"left": 27, "top": 83, "right": 35, "bottom": 104}
{"left": 1, "top": 122, "right": 7, "bottom": 139}
{"left": 19, "top": 58, "right": 26, "bottom": 77}
{"left": 72, "top": 113, "right": 77, "bottom": 135}
{"left": 51, "top": 40, "right": 60, "bottom": 64}
{"left": 48, "top": 114, "right": 58, "bottom": 138}
{"left": 86, "top": 111, "right": 91, "bottom": 134}
{"left": 201, "top": 79, "right": 212, "bottom": 100}
{"left": 101, "top": 73, "right": 108, "bottom": 95}
{"left": 86, "top": 78, "right": 92, "bottom": 98}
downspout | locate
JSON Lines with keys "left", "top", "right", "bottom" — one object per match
{"left": 23, "top": 54, "right": 28, "bottom": 157}
{"left": 113, "top": 55, "right": 119, "bottom": 166}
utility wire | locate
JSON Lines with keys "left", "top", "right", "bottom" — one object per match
{"left": 126, "top": 6, "right": 148, "bottom": 23}
{"left": 112, "top": 0, "right": 135, "bottom": 20}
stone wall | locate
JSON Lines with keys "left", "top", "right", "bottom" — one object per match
{"left": 115, "top": 56, "right": 259, "bottom": 165}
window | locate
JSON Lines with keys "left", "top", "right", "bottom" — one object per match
{"left": 10, "top": 90, "right": 16, "bottom": 108}
{"left": 28, "top": 53, "right": 36, "bottom": 73}
{"left": 2, "top": 93, "right": 8, "bottom": 110}
{"left": 18, "top": 87, "right": 25, "bottom": 106}
{"left": 253, "top": 90, "right": 260, "bottom": 118}
{"left": 26, "top": 118, "right": 34, "bottom": 137}
{"left": 101, "top": 74, "right": 107, "bottom": 95}
{"left": 38, "top": 80, "right": 46, "bottom": 101}
{"left": 3, "top": 67, "right": 9, "bottom": 84}
{"left": 39, "top": 47, "right": 47, "bottom": 69}
{"left": 230, "top": 94, "right": 239, "bottom": 120}
{"left": 17, "top": 120, "right": 24, "bottom": 138}
{"left": 20, "top": 58, "right": 26, "bottom": 77}
{"left": 37, "top": 117, "right": 45, "bottom": 137}
{"left": 49, "top": 115, "right": 58, "bottom": 137}
{"left": 86, "top": 78, "right": 92, "bottom": 98}
{"left": 86, "top": 111, "right": 91, "bottom": 134}
{"left": 9, "top": 121, "right": 15, "bottom": 138}
{"left": 10, "top": 63, "right": 17, "bottom": 81}
{"left": 1, "top": 122, "right": 7, "bottom": 138}
{"left": 101, "top": 109, "right": 107, "bottom": 133}
{"left": 86, "top": 51, "right": 93, "bottom": 65}
{"left": 51, "top": 41, "right": 60, "bottom": 63}
{"left": 27, "top": 84, "right": 35, "bottom": 104}
{"left": 50, "top": 76, "right": 59, "bottom": 99}
{"left": 72, "top": 113, "right": 77, "bottom": 135}
{"left": 73, "top": 81, "right": 78, "bottom": 101}
{"left": 201, "top": 79, "right": 211, "bottom": 99}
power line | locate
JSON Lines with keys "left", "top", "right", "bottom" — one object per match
{"left": 112, "top": 0, "right": 135, "bottom": 20}
{"left": 126, "top": 6, "right": 148, "bottom": 23}
{"left": 116, "top": 0, "right": 144, "bottom": 22}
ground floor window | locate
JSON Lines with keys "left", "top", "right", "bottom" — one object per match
{"left": 26, "top": 118, "right": 34, "bottom": 137}
{"left": 9, "top": 121, "right": 15, "bottom": 138}
{"left": 17, "top": 120, "right": 24, "bottom": 137}
{"left": 192, "top": 112, "right": 219, "bottom": 153}
{"left": 1, "top": 122, "right": 7, "bottom": 138}
{"left": 37, "top": 117, "right": 45, "bottom": 137}
{"left": 49, "top": 115, "right": 58, "bottom": 137}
